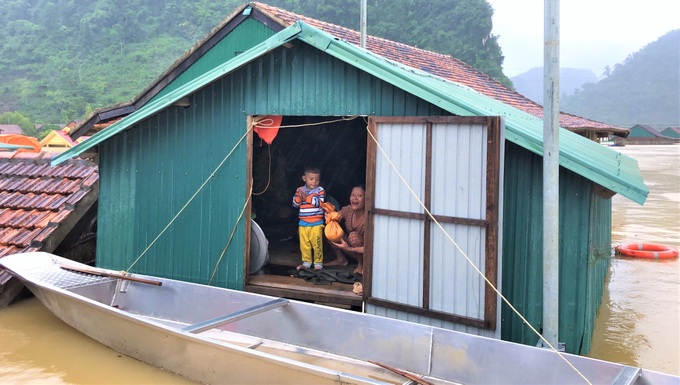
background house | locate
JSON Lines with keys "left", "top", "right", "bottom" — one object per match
{"left": 54, "top": 2, "right": 648, "bottom": 355}
{"left": 0, "top": 125, "right": 23, "bottom": 135}
{"left": 39, "top": 128, "right": 90, "bottom": 152}
{"left": 660, "top": 126, "right": 680, "bottom": 142}
{"left": 626, "top": 124, "right": 675, "bottom": 145}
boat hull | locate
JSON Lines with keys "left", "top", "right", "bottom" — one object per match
{"left": 2, "top": 252, "right": 679, "bottom": 385}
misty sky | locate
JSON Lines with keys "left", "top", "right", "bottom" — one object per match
{"left": 486, "top": 0, "right": 680, "bottom": 78}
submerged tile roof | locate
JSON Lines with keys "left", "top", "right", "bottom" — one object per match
{"left": 0, "top": 151, "right": 98, "bottom": 261}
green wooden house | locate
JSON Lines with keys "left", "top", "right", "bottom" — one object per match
{"left": 627, "top": 124, "right": 675, "bottom": 145}
{"left": 54, "top": 2, "right": 648, "bottom": 355}
{"left": 660, "top": 127, "right": 680, "bottom": 142}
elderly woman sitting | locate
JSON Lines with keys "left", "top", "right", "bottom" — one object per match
{"left": 326, "top": 185, "right": 365, "bottom": 274}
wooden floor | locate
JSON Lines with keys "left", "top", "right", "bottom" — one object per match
{"left": 245, "top": 232, "right": 362, "bottom": 308}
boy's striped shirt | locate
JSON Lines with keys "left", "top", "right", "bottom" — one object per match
{"left": 292, "top": 186, "right": 325, "bottom": 226}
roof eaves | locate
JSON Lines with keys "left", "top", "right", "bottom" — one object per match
{"left": 295, "top": 22, "right": 474, "bottom": 116}
{"left": 54, "top": 21, "right": 648, "bottom": 205}
{"left": 70, "top": 4, "right": 257, "bottom": 141}
{"left": 51, "top": 22, "right": 304, "bottom": 167}
{"left": 71, "top": 104, "right": 136, "bottom": 140}
{"left": 292, "top": 23, "right": 648, "bottom": 204}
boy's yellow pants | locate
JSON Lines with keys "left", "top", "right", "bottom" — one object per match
{"left": 299, "top": 225, "right": 324, "bottom": 267}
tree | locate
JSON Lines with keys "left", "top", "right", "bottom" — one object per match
{"left": 0, "top": 0, "right": 513, "bottom": 123}
{"left": 269, "top": 0, "right": 511, "bottom": 87}
{"left": 561, "top": 30, "right": 680, "bottom": 129}
{"left": 0, "top": 111, "right": 34, "bottom": 136}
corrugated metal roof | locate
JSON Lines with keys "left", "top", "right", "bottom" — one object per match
{"left": 253, "top": 1, "right": 625, "bottom": 136}
{"left": 52, "top": 21, "right": 647, "bottom": 204}
{"left": 70, "top": 2, "right": 627, "bottom": 140}
{"left": 629, "top": 124, "right": 666, "bottom": 138}
{"left": 0, "top": 144, "right": 34, "bottom": 151}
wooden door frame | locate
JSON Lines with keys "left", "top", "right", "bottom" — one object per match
{"left": 364, "top": 115, "right": 501, "bottom": 329}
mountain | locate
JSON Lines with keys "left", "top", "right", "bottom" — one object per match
{"left": 511, "top": 67, "right": 598, "bottom": 105}
{"left": 560, "top": 30, "right": 680, "bottom": 130}
{"left": 0, "top": 0, "right": 508, "bottom": 125}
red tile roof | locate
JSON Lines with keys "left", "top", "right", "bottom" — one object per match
{"left": 0, "top": 151, "right": 98, "bottom": 259}
{"left": 71, "top": 1, "right": 627, "bottom": 139}
{"left": 251, "top": 2, "right": 625, "bottom": 136}
{"left": 0, "top": 125, "right": 24, "bottom": 135}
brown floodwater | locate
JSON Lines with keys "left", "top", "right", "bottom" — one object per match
{"left": 586, "top": 144, "right": 680, "bottom": 376}
{"left": 0, "top": 298, "right": 196, "bottom": 384}
{"left": 0, "top": 145, "right": 678, "bottom": 384}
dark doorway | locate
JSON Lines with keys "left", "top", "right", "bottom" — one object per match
{"left": 251, "top": 115, "right": 367, "bottom": 237}
{"left": 247, "top": 115, "right": 366, "bottom": 306}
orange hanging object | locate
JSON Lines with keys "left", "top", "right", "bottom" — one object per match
{"left": 253, "top": 115, "right": 282, "bottom": 145}
{"left": 325, "top": 220, "right": 344, "bottom": 243}
{"left": 323, "top": 202, "right": 343, "bottom": 242}
{"left": 326, "top": 211, "right": 342, "bottom": 222}
{"left": 321, "top": 202, "right": 336, "bottom": 213}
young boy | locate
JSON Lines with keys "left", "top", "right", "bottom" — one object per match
{"left": 292, "top": 166, "right": 325, "bottom": 270}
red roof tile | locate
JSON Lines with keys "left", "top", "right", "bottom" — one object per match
{"left": 251, "top": 2, "right": 626, "bottom": 135}
{"left": 0, "top": 125, "right": 23, "bottom": 135}
{"left": 0, "top": 150, "right": 98, "bottom": 259}
{"left": 71, "top": 2, "right": 628, "bottom": 139}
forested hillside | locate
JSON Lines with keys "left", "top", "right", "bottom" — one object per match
{"left": 561, "top": 29, "right": 680, "bottom": 130}
{"left": 511, "top": 67, "right": 598, "bottom": 105}
{"left": 0, "top": 0, "right": 508, "bottom": 126}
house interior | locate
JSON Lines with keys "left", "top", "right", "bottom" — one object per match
{"left": 246, "top": 115, "right": 368, "bottom": 307}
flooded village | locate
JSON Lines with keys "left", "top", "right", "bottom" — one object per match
{"left": 0, "top": 144, "right": 677, "bottom": 384}
{"left": 0, "top": 2, "right": 678, "bottom": 384}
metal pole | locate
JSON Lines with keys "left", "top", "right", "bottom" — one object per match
{"left": 360, "top": 0, "right": 367, "bottom": 49}
{"left": 543, "top": 0, "right": 560, "bottom": 349}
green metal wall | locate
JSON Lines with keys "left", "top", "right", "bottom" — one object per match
{"left": 501, "top": 141, "right": 611, "bottom": 354}
{"left": 96, "top": 39, "right": 447, "bottom": 288}
{"left": 95, "top": 19, "right": 611, "bottom": 352}
{"left": 583, "top": 191, "right": 612, "bottom": 353}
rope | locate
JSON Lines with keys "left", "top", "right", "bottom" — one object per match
{"left": 207, "top": 115, "right": 361, "bottom": 282}
{"left": 365, "top": 124, "right": 592, "bottom": 385}
{"left": 128, "top": 115, "right": 358, "bottom": 272}
{"left": 252, "top": 115, "right": 359, "bottom": 196}
{"left": 252, "top": 144, "right": 271, "bottom": 196}
{"left": 125, "top": 124, "right": 253, "bottom": 272}
{"left": 207, "top": 186, "right": 252, "bottom": 285}
{"left": 277, "top": 116, "right": 358, "bottom": 129}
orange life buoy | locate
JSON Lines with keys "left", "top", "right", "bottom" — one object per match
{"left": 615, "top": 243, "right": 679, "bottom": 259}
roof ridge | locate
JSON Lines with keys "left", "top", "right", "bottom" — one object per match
{"left": 249, "top": 2, "right": 606, "bottom": 129}
{"left": 71, "top": 1, "right": 627, "bottom": 139}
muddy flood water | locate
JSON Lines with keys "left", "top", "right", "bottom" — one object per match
{"left": 586, "top": 144, "right": 679, "bottom": 376}
{"left": 0, "top": 145, "right": 678, "bottom": 384}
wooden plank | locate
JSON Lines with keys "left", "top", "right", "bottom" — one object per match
{"left": 60, "top": 265, "right": 162, "bottom": 286}
{"left": 246, "top": 275, "right": 362, "bottom": 307}
{"left": 483, "top": 116, "right": 501, "bottom": 330}
{"left": 368, "top": 360, "right": 434, "bottom": 385}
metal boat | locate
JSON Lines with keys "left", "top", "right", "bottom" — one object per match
{"left": 1, "top": 252, "right": 677, "bottom": 385}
